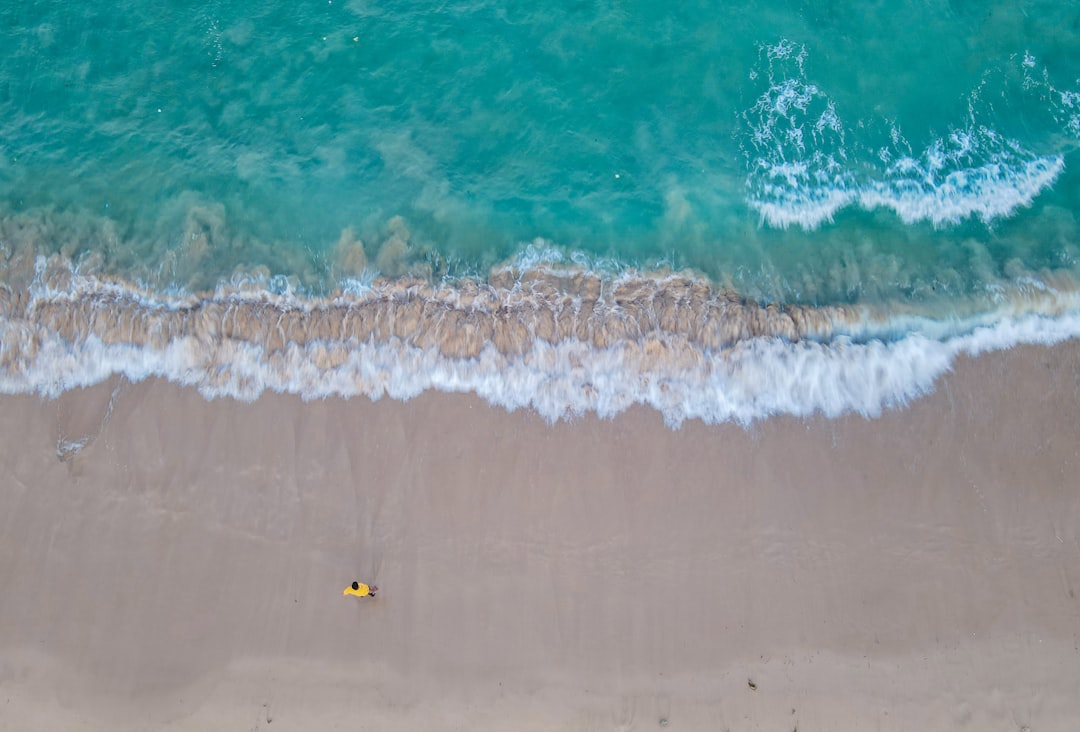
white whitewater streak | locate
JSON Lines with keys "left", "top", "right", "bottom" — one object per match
{"left": 743, "top": 41, "right": 857, "bottom": 229}
{"left": 2, "top": 304, "right": 1078, "bottom": 427}
{"left": 756, "top": 147, "right": 1065, "bottom": 230}
{"left": 864, "top": 151, "right": 1064, "bottom": 226}
{"left": 743, "top": 42, "right": 1069, "bottom": 230}
{"left": 1022, "top": 50, "right": 1080, "bottom": 141}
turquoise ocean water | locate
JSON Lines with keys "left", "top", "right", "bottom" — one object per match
{"left": 1, "top": 1, "right": 1079, "bottom": 424}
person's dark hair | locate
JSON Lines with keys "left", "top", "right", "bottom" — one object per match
{"left": 352, "top": 581, "right": 359, "bottom": 590}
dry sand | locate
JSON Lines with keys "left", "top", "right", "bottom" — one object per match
{"left": 1, "top": 341, "right": 1079, "bottom": 731}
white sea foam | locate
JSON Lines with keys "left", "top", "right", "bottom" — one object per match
{"left": 861, "top": 151, "right": 1064, "bottom": 227}
{"left": 3, "top": 306, "right": 1078, "bottom": 427}
{"left": 2, "top": 265, "right": 1079, "bottom": 427}
{"left": 744, "top": 44, "right": 1073, "bottom": 230}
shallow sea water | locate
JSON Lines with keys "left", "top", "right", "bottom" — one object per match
{"left": 1, "top": 1, "right": 1079, "bottom": 423}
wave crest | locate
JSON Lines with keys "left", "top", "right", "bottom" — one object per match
{"left": 742, "top": 42, "right": 1073, "bottom": 230}
{"left": 2, "top": 257, "right": 1079, "bottom": 426}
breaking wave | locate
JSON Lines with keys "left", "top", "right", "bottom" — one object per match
{"left": 743, "top": 41, "right": 1077, "bottom": 230}
{"left": 2, "top": 256, "right": 1078, "bottom": 426}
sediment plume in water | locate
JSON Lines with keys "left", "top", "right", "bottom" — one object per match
{"left": 1, "top": 256, "right": 1079, "bottom": 426}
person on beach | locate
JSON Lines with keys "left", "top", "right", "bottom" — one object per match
{"left": 344, "top": 581, "right": 378, "bottom": 598}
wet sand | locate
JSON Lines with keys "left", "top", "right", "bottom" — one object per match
{"left": 1, "top": 340, "right": 1079, "bottom": 731}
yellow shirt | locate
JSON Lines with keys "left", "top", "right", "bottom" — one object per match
{"left": 344, "top": 583, "right": 371, "bottom": 597}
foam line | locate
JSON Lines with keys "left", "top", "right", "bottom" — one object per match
{"left": 743, "top": 43, "right": 1075, "bottom": 230}
{"left": 2, "top": 258, "right": 1078, "bottom": 426}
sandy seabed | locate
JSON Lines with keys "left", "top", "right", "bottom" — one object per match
{"left": 0, "top": 341, "right": 1078, "bottom": 731}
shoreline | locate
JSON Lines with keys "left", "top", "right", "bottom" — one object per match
{"left": 1, "top": 339, "right": 1079, "bottom": 729}
{"left": 3, "top": 256, "right": 1080, "bottom": 425}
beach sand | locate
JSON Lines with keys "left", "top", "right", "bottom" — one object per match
{"left": 1, "top": 340, "right": 1078, "bottom": 731}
